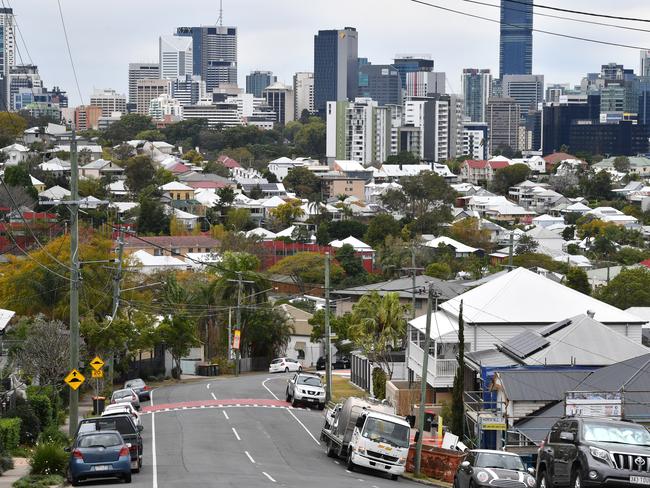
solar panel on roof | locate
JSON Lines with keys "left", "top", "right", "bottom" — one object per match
{"left": 540, "top": 319, "right": 572, "bottom": 337}
{"left": 500, "top": 330, "right": 550, "bottom": 359}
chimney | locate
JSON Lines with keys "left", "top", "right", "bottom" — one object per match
{"left": 586, "top": 310, "right": 595, "bottom": 318}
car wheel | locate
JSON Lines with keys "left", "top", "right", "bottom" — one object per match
{"left": 138, "top": 456, "right": 142, "bottom": 468}
{"left": 537, "top": 468, "right": 549, "bottom": 488}
{"left": 326, "top": 440, "right": 337, "bottom": 458}
{"left": 70, "top": 477, "right": 80, "bottom": 487}
{"left": 570, "top": 467, "right": 582, "bottom": 488}
{"left": 284, "top": 367, "right": 289, "bottom": 373}
{"left": 346, "top": 449, "right": 355, "bottom": 471}
{"left": 318, "top": 403, "right": 325, "bottom": 410}
{"left": 285, "top": 389, "right": 291, "bottom": 402}
{"left": 298, "top": 366, "right": 302, "bottom": 372}
{"left": 124, "top": 472, "right": 132, "bottom": 483}
{"left": 291, "top": 396, "right": 299, "bottom": 408}
{"left": 391, "top": 474, "right": 399, "bottom": 481}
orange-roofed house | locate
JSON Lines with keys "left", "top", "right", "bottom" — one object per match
{"left": 460, "top": 160, "right": 510, "bottom": 185}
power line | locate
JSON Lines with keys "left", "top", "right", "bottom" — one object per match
{"left": 501, "top": 0, "right": 650, "bottom": 24}
{"left": 407, "top": 0, "right": 650, "bottom": 50}
{"left": 56, "top": 0, "right": 84, "bottom": 105}
{"left": 461, "top": 0, "right": 650, "bottom": 33}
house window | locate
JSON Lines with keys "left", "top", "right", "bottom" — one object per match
{"left": 154, "top": 249, "right": 162, "bottom": 256}
{"left": 188, "top": 248, "right": 194, "bottom": 253}
{"left": 172, "top": 248, "right": 180, "bottom": 255}
{"left": 297, "top": 349, "right": 305, "bottom": 360}
{"left": 176, "top": 194, "right": 180, "bottom": 200}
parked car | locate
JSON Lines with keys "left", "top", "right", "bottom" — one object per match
{"left": 124, "top": 378, "right": 151, "bottom": 401}
{"left": 111, "top": 388, "right": 140, "bottom": 411}
{"left": 269, "top": 357, "right": 302, "bottom": 373}
{"left": 316, "top": 355, "right": 351, "bottom": 371}
{"left": 76, "top": 414, "right": 143, "bottom": 473}
{"left": 285, "top": 372, "right": 326, "bottom": 409}
{"left": 67, "top": 430, "right": 132, "bottom": 486}
{"left": 536, "top": 417, "right": 650, "bottom": 488}
{"left": 102, "top": 403, "right": 141, "bottom": 427}
{"left": 454, "top": 449, "right": 535, "bottom": 488}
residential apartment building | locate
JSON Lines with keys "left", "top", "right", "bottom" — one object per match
{"left": 405, "top": 71, "right": 445, "bottom": 98}
{"left": 462, "top": 68, "right": 492, "bottom": 122}
{"left": 401, "top": 95, "right": 453, "bottom": 163}
{"left": 9, "top": 64, "right": 42, "bottom": 111}
{"left": 183, "top": 101, "right": 243, "bottom": 128}
{"left": 313, "top": 27, "right": 358, "bottom": 112}
{"left": 148, "top": 94, "right": 183, "bottom": 121}
{"left": 0, "top": 8, "right": 14, "bottom": 110}
{"left": 128, "top": 63, "right": 160, "bottom": 104}
{"left": 487, "top": 97, "right": 520, "bottom": 155}
{"left": 326, "top": 98, "right": 379, "bottom": 164}
{"left": 74, "top": 105, "right": 102, "bottom": 131}
{"left": 463, "top": 122, "right": 489, "bottom": 160}
{"left": 393, "top": 55, "right": 434, "bottom": 90}
{"left": 89, "top": 88, "right": 127, "bottom": 117}
{"left": 321, "top": 174, "right": 366, "bottom": 201}
{"left": 136, "top": 79, "right": 170, "bottom": 115}
{"left": 293, "top": 72, "right": 315, "bottom": 116}
{"left": 246, "top": 70, "right": 276, "bottom": 98}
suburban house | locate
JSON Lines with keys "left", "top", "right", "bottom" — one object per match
{"left": 80, "top": 159, "right": 124, "bottom": 179}
{"left": 460, "top": 160, "right": 510, "bottom": 185}
{"left": 122, "top": 235, "right": 220, "bottom": 257}
{"left": 321, "top": 174, "right": 366, "bottom": 201}
{"left": 279, "top": 304, "right": 322, "bottom": 368}
{"left": 1, "top": 143, "right": 30, "bottom": 165}
{"left": 160, "top": 181, "right": 196, "bottom": 201}
{"left": 423, "top": 236, "right": 483, "bottom": 258}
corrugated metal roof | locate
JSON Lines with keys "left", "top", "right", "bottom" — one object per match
{"left": 497, "top": 370, "right": 592, "bottom": 401}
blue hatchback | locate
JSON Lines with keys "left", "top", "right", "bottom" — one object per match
{"left": 67, "top": 430, "right": 132, "bottom": 485}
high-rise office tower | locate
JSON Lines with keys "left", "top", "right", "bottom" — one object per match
{"left": 262, "top": 82, "right": 295, "bottom": 125}
{"left": 405, "top": 71, "right": 446, "bottom": 98}
{"left": 502, "top": 74, "right": 544, "bottom": 121}
{"left": 0, "top": 8, "right": 14, "bottom": 110}
{"left": 128, "top": 63, "right": 160, "bottom": 104}
{"left": 487, "top": 97, "right": 520, "bottom": 154}
{"left": 358, "top": 64, "right": 401, "bottom": 106}
{"left": 641, "top": 50, "right": 650, "bottom": 77}
{"left": 393, "top": 55, "right": 434, "bottom": 90}
{"left": 171, "top": 75, "right": 205, "bottom": 106}
{"left": 136, "top": 79, "right": 170, "bottom": 115}
{"left": 313, "top": 27, "right": 358, "bottom": 112}
{"left": 9, "top": 64, "right": 42, "bottom": 111}
{"left": 293, "top": 72, "right": 315, "bottom": 117}
{"left": 499, "top": 0, "right": 533, "bottom": 78}
{"left": 89, "top": 89, "right": 127, "bottom": 117}
{"left": 246, "top": 71, "right": 276, "bottom": 98}
{"left": 176, "top": 25, "right": 238, "bottom": 92}
{"left": 462, "top": 68, "right": 492, "bottom": 122}
{"left": 159, "top": 35, "right": 193, "bottom": 80}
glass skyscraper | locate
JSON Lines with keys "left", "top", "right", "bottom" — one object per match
{"left": 246, "top": 71, "right": 276, "bottom": 98}
{"left": 313, "top": 27, "right": 358, "bottom": 113}
{"left": 499, "top": 0, "right": 533, "bottom": 78}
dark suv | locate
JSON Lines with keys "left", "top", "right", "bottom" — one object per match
{"left": 536, "top": 417, "right": 650, "bottom": 488}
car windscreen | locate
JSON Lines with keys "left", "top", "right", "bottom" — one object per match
{"left": 361, "top": 417, "right": 410, "bottom": 448}
{"left": 79, "top": 417, "right": 135, "bottom": 435}
{"left": 297, "top": 376, "right": 321, "bottom": 386}
{"left": 475, "top": 453, "right": 525, "bottom": 470}
{"left": 113, "top": 390, "right": 133, "bottom": 399}
{"left": 583, "top": 422, "right": 650, "bottom": 446}
{"left": 78, "top": 433, "right": 122, "bottom": 448}
{"left": 125, "top": 380, "right": 144, "bottom": 388}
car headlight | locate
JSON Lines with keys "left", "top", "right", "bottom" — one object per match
{"left": 356, "top": 447, "right": 365, "bottom": 455}
{"left": 589, "top": 446, "right": 610, "bottom": 462}
{"left": 476, "top": 471, "right": 490, "bottom": 483}
{"left": 398, "top": 457, "right": 406, "bottom": 465}
{"left": 526, "top": 475, "right": 536, "bottom": 487}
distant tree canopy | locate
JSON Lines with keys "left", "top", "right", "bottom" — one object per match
{"left": 490, "top": 164, "right": 531, "bottom": 195}
{"left": 595, "top": 267, "right": 650, "bottom": 309}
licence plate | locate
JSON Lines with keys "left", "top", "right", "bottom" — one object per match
{"left": 92, "top": 465, "right": 111, "bottom": 472}
{"left": 306, "top": 398, "right": 315, "bottom": 402}
{"left": 631, "top": 477, "right": 650, "bottom": 485}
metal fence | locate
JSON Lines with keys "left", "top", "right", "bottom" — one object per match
{"left": 351, "top": 353, "right": 372, "bottom": 392}
{"left": 239, "top": 357, "right": 269, "bottom": 373}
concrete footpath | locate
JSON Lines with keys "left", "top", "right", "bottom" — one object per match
{"left": 0, "top": 457, "right": 28, "bottom": 487}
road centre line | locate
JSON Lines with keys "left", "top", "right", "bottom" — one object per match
{"left": 262, "top": 378, "right": 280, "bottom": 400}
{"left": 206, "top": 383, "right": 210, "bottom": 389}
{"left": 262, "top": 472, "right": 277, "bottom": 483}
{"left": 245, "top": 451, "right": 256, "bottom": 463}
{"left": 285, "top": 408, "right": 320, "bottom": 446}
{"left": 232, "top": 427, "right": 241, "bottom": 441}
{"left": 211, "top": 392, "right": 217, "bottom": 400}
{"left": 223, "top": 410, "right": 229, "bottom": 420}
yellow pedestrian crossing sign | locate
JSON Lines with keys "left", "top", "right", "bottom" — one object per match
{"left": 64, "top": 369, "right": 85, "bottom": 390}
{"left": 91, "top": 369, "right": 104, "bottom": 379}
{"left": 90, "top": 356, "right": 104, "bottom": 371}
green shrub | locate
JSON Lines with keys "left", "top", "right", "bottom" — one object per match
{"left": 0, "top": 418, "right": 21, "bottom": 452}
{"left": 372, "top": 368, "right": 387, "bottom": 400}
{"left": 211, "top": 356, "right": 234, "bottom": 375}
{"left": 6, "top": 404, "right": 40, "bottom": 445}
{"left": 12, "top": 474, "right": 65, "bottom": 488}
{"left": 27, "top": 395, "right": 52, "bottom": 430}
{"left": 29, "top": 442, "right": 67, "bottom": 476}
{"left": 37, "top": 425, "right": 68, "bottom": 447}
{"left": 0, "top": 453, "right": 13, "bottom": 473}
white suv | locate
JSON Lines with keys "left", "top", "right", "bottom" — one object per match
{"left": 286, "top": 373, "right": 326, "bottom": 409}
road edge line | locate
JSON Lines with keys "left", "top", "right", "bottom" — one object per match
{"left": 151, "top": 389, "right": 158, "bottom": 488}
{"left": 285, "top": 407, "right": 321, "bottom": 446}
{"left": 262, "top": 378, "right": 280, "bottom": 400}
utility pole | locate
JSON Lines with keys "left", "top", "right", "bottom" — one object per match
{"left": 68, "top": 125, "right": 80, "bottom": 438}
{"left": 324, "top": 252, "right": 332, "bottom": 403}
{"left": 235, "top": 272, "right": 243, "bottom": 377}
{"left": 411, "top": 245, "right": 417, "bottom": 320}
{"left": 108, "top": 230, "right": 125, "bottom": 386}
{"left": 508, "top": 231, "right": 514, "bottom": 268}
{"left": 415, "top": 284, "right": 440, "bottom": 476}
{"left": 227, "top": 307, "right": 232, "bottom": 362}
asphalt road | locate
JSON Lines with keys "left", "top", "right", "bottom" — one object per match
{"left": 80, "top": 373, "right": 416, "bottom": 488}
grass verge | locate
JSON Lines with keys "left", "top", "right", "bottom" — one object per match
{"left": 12, "top": 474, "right": 64, "bottom": 488}
{"left": 331, "top": 375, "right": 367, "bottom": 403}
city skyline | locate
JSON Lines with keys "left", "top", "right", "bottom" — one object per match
{"left": 11, "top": 0, "right": 650, "bottom": 105}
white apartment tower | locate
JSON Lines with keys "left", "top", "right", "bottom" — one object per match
{"left": 90, "top": 89, "right": 127, "bottom": 117}
{"left": 0, "top": 8, "right": 15, "bottom": 110}
{"left": 326, "top": 98, "right": 380, "bottom": 164}
{"left": 159, "top": 35, "right": 193, "bottom": 80}
{"left": 293, "top": 72, "right": 315, "bottom": 117}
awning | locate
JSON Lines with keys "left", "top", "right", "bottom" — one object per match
{"left": 294, "top": 341, "right": 306, "bottom": 351}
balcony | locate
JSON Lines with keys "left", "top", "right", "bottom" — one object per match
{"left": 408, "top": 342, "right": 457, "bottom": 388}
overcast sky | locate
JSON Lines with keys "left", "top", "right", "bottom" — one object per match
{"left": 13, "top": 0, "right": 650, "bottom": 105}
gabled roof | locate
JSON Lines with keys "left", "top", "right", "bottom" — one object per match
{"left": 1, "top": 143, "right": 28, "bottom": 152}
{"left": 329, "top": 236, "right": 373, "bottom": 251}
{"left": 497, "top": 370, "right": 591, "bottom": 402}
{"left": 160, "top": 181, "right": 194, "bottom": 192}
{"left": 39, "top": 185, "right": 71, "bottom": 200}
{"left": 217, "top": 155, "right": 241, "bottom": 169}
{"left": 439, "top": 267, "right": 643, "bottom": 324}
{"left": 245, "top": 227, "right": 276, "bottom": 240}
{"left": 423, "top": 236, "right": 479, "bottom": 253}
{"left": 332, "top": 275, "right": 465, "bottom": 301}
{"left": 261, "top": 196, "right": 287, "bottom": 208}
{"left": 544, "top": 152, "right": 577, "bottom": 165}
{"left": 81, "top": 158, "right": 112, "bottom": 170}
{"left": 131, "top": 250, "right": 188, "bottom": 268}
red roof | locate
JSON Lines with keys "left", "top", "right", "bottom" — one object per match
{"left": 489, "top": 161, "right": 510, "bottom": 169}
{"left": 640, "top": 259, "right": 650, "bottom": 269}
{"left": 543, "top": 152, "right": 577, "bottom": 165}
{"left": 169, "top": 162, "right": 191, "bottom": 174}
{"left": 187, "top": 181, "right": 226, "bottom": 189}
{"left": 465, "top": 160, "right": 488, "bottom": 169}
{"left": 217, "top": 155, "right": 241, "bottom": 169}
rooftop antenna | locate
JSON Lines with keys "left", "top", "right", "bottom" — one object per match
{"left": 217, "top": 0, "right": 223, "bottom": 26}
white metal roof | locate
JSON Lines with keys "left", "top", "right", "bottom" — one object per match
{"left": 329, "top": 236, "right": 373, "bottom": 251}
{"left": 439, "top": 267, "right": 643, "bottom": 324}
{"left": 0, "top": 309, "right": 15, "bottom": 331}
{"left": 423, "top": 236, "right": 479, "bottom": 253}
{"left": 160, "top": 181, "right": 194, "bottom": 192}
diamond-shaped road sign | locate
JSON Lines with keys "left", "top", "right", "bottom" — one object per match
{"left": 64, "top": 369, "right": 85, "bottom": 390}
{"left": 90, "top": 356, "right": 104, "bottom": 371}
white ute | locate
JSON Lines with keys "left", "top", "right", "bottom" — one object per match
{"left": 320, "top": 397, "right": 411, "bottom": 480}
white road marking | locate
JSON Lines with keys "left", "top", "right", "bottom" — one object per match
{"left": 245, "top": 451, "right": 255, "bottom": 464}
{"left": 262, "top": 472, "right": 277, "bottom": 483}
{"left": 346, "top": 470, "right": 352, "bottom": 474}
{"left": 334, "top": 461, "right": 340, "bottom": 465}
{"left": 232, "top": 427, "right": 241, "bottom": 441}
{"left": 151, "top": 390, "right": 158, "bottom": 488}
{"left": 286, "top": 408, "right": 320, "bottom": 445}
{"left": 206, "top": 383, "right": 210, "bottom": 389}
{"left": 262, "top": 378, "right": 280, "bottom": 400}
{"left": 211, "top": 392, "right": 217, "bottom": 400}
{"left": 223, "top": 410, "right": 229, "bottom": 420}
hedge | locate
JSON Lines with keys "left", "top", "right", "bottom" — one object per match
{"left": 27, "top": 395, "right": 52, "bottom": 430}
{"left": 0, "top": 417, "right": 21, "bottom": 452}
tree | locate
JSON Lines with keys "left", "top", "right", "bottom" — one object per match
{"left": 565, "top": 268, "right": 591, "bottom": 295}
{"left": 581, "top": 171, "right": 612, "bottom": 201}
{"left": 511, "top": 253, "right": 567, "bottom": 274}
{"left": 268, "top": 252, "right": 345, "bottom": 293}
{"left": 490, "top": 164, "right": 531, "bottom": 195}
{"left": 241, "top": 306, "right": 293, "bottom": 359}
{"left": 408, "top": 207, "right": 453, "bottom": 236}
{"left": 225, "top": 208, "right": 252, "bottom": 232}
{"left": 613, "top": 156, "right": 630, "bottom": 173}
{"left": 400, "top": 171, "right": 456, "bottom": 219}
{"left": 294, "top": 118, "right": 326, "bottom": 158}
{"left": 203, "top": 161, "right": 230, "bottom": 177}
{"left": 182, "top": 149, "right": 204, "bottom": 164}
{"left": 135, "top": 129, "right": 165, "bottom": 141}
{"left": 515, "top": 234, "right": 539, "bottom": 255}
{"left": 562, "top": 226, "right": 575, "bottom": 241}
{"left": 3, "top": 164, "right": 38, "bottom": 200}
{"left": 385, "top": 151, "right": 420, "bottom": 165}
{"left": 595, "top": 267, "right": 650, "bottom": 309}
{"left": 450, "top": 300, "right": 464, "bottom": 437}
{"left": 365, "top": 214, "right": 401, "bottom": 248}
{"left": 158, "top": 314, "right": 199, "bottom": 377}
{"left": 425, "top": 262, "right": 452, "bottom": 280}
{"left": 380, "top": 189, "right": 408, "bottom": 214}
{"left": 270, "top": 199, "right": 305, "bottom": 228}
{"left": 137, "top": 194, "right": 170, "bottom": 235}
{"left": 309, "top": 311, "right": 354, "bottom": 353}
{"left": 104, "top": 114, "right": 155, "bottom": 144}
{"left": 0, "top": 112, "right": 27, "bottom": 147}
{"left": 449, "top": 218, "right": 492, "bottom": 250}
{"left": 327, "top": 220, "right": 368, "bottom": 240}
{"left": 335, "top": 244, "right": 367, "bottom": 285}
{"left": 162, "top": 119, "right": 207, "bottom": 147}
{"left": 16, "top": 316, "right": 70, "bottom": 388}
{"left": 350, "top": 291, "right": 409, "bottom": 379}
{"left": 124, "top": 155, "right": 156, "bottom": 194}
{"left": 215, "top": 187, "right": 235, "bottom": 216}
{"left": 283, "top": 166, "right": 321, "bottom": 199}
